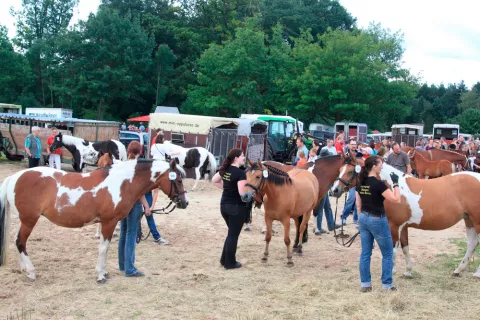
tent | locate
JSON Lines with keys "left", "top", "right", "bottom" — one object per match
{"left": 128, "top": 115, "right": 150, "bottom": 122}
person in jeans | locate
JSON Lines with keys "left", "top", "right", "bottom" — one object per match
{"left": 146, "top": 189, "right": 169, "bottom": 244}
{"left": 47, "top": 127, "right": 62, "bottom": 169}
{"left": 118, "top": 141, "right": 151, "bottom": 277}
{"left": 314, "top": 143, "right": 341, "bottom": 235}
{"left": 212, "top": 148, "right": 247, "bottom": 270}
{"left": 341, "top": 139, "right": 363, "bottom": 225}
{"left": 25, "top": 126, "right": 42, "bottom": 168}
{"left": 355, "top": 156, "right": 400, "bottom": 292}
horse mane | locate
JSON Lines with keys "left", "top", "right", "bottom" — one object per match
{"left": 61, "top": 134, "right": 89, "bottom": 147}
{"left": 250, "top": 162, "right": 292, "bottom": 185}
{"left": 138, "top": 158, "right": 186, "bottom": 177}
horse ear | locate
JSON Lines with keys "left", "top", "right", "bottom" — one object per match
{"left": 247, "top": 159, "right": 254, "bottom": 167}
{"left": 256, "top": 160, "right": 263, "bottom": 168}
{"left": 98, "top": 151, "right": 105, "bottom": 157}
{"left": 108, "top": 150, "right": 113, "bottom": 158}
{"left": 170, "top": 159, "right": 176, "bottom": 169}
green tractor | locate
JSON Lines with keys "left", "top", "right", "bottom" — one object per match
{"left": 240, "top": 114, "right": 321, "bottom": 164}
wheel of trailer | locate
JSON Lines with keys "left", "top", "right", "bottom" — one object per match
{"left": 266, "top": 141, "right": 274, "bottom": 161}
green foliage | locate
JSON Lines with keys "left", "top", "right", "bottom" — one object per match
{"left": 452, "top": 109, "right": 480, "bottom": 134}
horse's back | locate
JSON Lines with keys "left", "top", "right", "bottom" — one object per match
{"left": 289, "top": 169, "right": 319, "bottom": 196}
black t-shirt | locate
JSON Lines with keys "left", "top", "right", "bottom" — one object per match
{"left": 221, "top": 166, "right": 247, "bottom": 205}
{"left": 356, "top": 176, "right": 388, "bottom": 215}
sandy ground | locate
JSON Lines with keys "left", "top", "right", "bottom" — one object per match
{"left": 0, "top": 159, "right": 479, "bottom": 320}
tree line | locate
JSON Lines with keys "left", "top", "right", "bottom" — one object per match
{"left": 1, "top": 0, "right": 479, "bottom": 133}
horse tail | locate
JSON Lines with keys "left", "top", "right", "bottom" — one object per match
{"left": 0, "top": 176, "right": 12, "bottom": 267}
{"left": 207, "top": 151, "right": 217, "bottom": 180}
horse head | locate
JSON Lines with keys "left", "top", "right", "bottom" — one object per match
{"left": 242, "top": 160, "right": 291, "bottom": 203}
{"left": 97, "top": 151, "right": 114, "bottom": 167}
{"left": 155, "top": 159, "right": 188, "bottom": 209}
{"left": 49, "top": 132, "right": 64, "bottom": 152}
{"left": 331, "top": 152, "right": 364, "bottom": 198}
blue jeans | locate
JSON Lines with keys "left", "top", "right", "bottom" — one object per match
{"left": 341, "top": 187, "right": 358, "bottom": 221}
{"left": 144, "top": 192, "right": 161, "bottom": 240}
{"left": 118, "top": 201, "right": 143, "bottom": 275}
{"left": 316, "top": 196, "right": 335, "bottom": 230}
{"left": 358, "top": 212, "right": 394, "bottom": 289}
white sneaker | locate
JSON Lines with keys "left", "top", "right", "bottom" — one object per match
{"left": 154, "top": 237, "right": 169, "bottom": 245}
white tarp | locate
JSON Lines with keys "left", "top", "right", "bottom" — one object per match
{"left": 149, "top": 113, "right": 239, "bottom": 135}
{"left": 233, "top": 119, "right": 267, "bottom": 136}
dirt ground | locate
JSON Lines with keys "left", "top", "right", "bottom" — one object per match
{"left": 0, "top": 159, "right": 479, "bottom": 320}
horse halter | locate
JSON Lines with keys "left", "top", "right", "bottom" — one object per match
{"left": 166, "top": 168, "right": 187, "bottom": 202}
{"left": 335, "top": 159, "right": 361, "bottom": 189}
{"left": 245, "top": 167, "right": 268, "bottom": 200}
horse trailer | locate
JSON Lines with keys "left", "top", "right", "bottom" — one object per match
{"left": 334, "top": 122, "right": 368, "bottom": 143}
{"left": 433, "top": 124, "right": 459, "bottom": 143}
{"left": 391, "top": 124, "right": 424, "bottom": 147}
{"left": 0, "top": 112, "right": 119, "bottom": 168}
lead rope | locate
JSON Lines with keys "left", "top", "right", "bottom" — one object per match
{"left": 333, "top": 188, "right": 360, "bottom": 247}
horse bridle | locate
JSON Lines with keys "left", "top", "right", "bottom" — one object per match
{"left": 245, "top": 167, "right": 268, "bottom": 202}
{"left": 151, "top": 167, "right": 187, "bottom": 215}
{"left": 335, "top": 159, "right": 360, "bottom": 189}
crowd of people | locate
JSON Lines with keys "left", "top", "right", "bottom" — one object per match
{"left": 121, "top": 122, "right": 147, "bottom": 132}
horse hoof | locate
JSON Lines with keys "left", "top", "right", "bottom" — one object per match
{"left": 26, "top": 273, "right": 36, "bottom": 280}
{"left": 96, "top": 278, "right": 107, "bottom": 285}
{"left": 103, "top": 272, "right": 110, "bottom": 279}
{"left": 297, "top": 251, "right": 303, "bottom": 256}
{"left": 95, "top": 235, "right": 100, "bottom": 239}
{"left": 452, "top": 272, "right": 461, "bottom": 277}
{"left": 261, "top": 257, "right": 268, "bottom": 263}
{"left": 292, "top": 247, "right": 298, "bottom": 253}
{"left": 287, "top": 261, "right": 294, "bottom": 267}
{"left": 402, "top": 272, "right": 413, "bottom": 279}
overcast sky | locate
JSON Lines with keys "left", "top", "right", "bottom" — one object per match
{"left": 1, "top": 0, "right": 479, "bottom": 88}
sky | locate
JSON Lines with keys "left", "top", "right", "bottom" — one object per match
{"left": 1, "top": 0, "right": 479, "bottom": 88}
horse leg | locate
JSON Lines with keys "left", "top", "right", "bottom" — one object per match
{"left": 95, "top": 223, "right": 101, "bottom": 238}
{"left": 453, "top": 217, "right": 478, "bottom": 277}
{"left": 191, "top": 167, "right": 200, "bottom": 191}
{"left": 262, "top": 217, "right": 273, "bottom": 262}
{"left": 16, "top": 219, "right": 40, "bottom": 280}
{"left": 297, "top": 211, "right": 312, "bottom": 256}
{"left": 400, "top": 228, "right": 413, "bottom": 278}
{"left": 390, "top": 222, "right": 399, "bottom": 274}
{"left": 292, "top": 217, "right": 300, "bottom": 252}
{"left": 95, "top": 222, "right": 116, "bottom": 284}
{"left": 282, "top": 217, "right": 293, "bottom": 266}
{"left": 255, "top": 205, "right": 266, "bottom": 234}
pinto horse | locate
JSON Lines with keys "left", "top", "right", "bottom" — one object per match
{"left": 332, "top": 154, "right": 480, "bottom": 279}
{"left": 151, "top": 141, "right": 217, "bottom": 191}
{"left": 0, "top": 158, "right": 188, "bottom": 283}
{"left": 50, "top": 132, "right": 127, "bottom": 172}
{"left": 255, "top": 156, "right": 346, "bottom": 246}
{"left": 409, "top": 150, "right": 456, "bottom": 179}
{"left": 241, "top": 160, "right": 319, "bottom": 266}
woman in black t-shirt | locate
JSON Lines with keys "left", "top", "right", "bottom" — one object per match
{"left": 355, "top": 156, "right": 401, "bottom": 292}
{"left": 212, "top": 148, "right": 247, "bottom": 270}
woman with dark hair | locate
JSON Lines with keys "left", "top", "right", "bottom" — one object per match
{"left": 211, "top": 148, "right": 247, "bottom": 269}
{"left": 368, "top": 140, "right": 377, "bottom": 155}
{"left": 118, "top": 141, "right": 151, "bottom": 277}
{"left": 355, "top": 155, "right": 401, "bottom": 292}
{"left": 312, "top": 140, "right": 321, "bottom": 156}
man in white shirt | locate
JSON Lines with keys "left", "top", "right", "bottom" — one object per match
{"left": 320, "top": 139, "right": 336, "bottom": 156}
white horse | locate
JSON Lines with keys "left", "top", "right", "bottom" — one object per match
{"left": 151, "top": 141, "right": 217, "bottom": 191}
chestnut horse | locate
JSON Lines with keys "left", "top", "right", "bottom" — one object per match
{"left": 0, "top": 158, "right": 188, "bottom": 283}
{"left": 409, "top": 150, "right": 456, "bottom": 179}
{"left": 333, "top": 153, "right": 480, "bottom": 278}
{"left": 241, "top": 160, "right": 319, "bottom": 266}
{"left": 255, "top": 156, "right": 347, "bottom": 247}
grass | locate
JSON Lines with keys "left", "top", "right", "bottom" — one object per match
{"left": 428, "top": 238, "right": 480, "bottom": 272}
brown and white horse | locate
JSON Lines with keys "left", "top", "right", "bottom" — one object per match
{"left": 333, "top": 154, "right": 480, "bottom": 278}
{"left": 241, "top": 160, "right": 319, "bottom": 266}
{"left": 0, "top": 158, "right": 188, "bottom": 283}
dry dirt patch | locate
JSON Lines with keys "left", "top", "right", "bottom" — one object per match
{"left": 0, "top": 160, "right": 478, "bottom": 320}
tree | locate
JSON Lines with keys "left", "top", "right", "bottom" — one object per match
{"left": 278, "top": 24, "right": 417, "bottom": 130}
{"left": 154, "top": 44, "right": 176, "bottom": 107}
{"left": 56, "top": 8, "right": 155, "bottom": 120}
{"left": 11, "top": 0, "right": 79, "bottom": 107}
{"left": 183, "top": 20, "right": 289, "bottom": 117}
{"left": 0, "top": 25, "right": 34, "bottom": 104}
{"left": 453, "top": 109, "right": 480, "bottom": 134}
{"left": 459, "top": 86, "right": 480, "bottom": 112}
